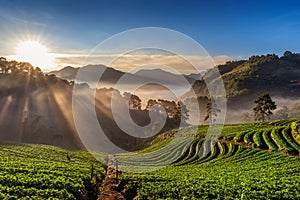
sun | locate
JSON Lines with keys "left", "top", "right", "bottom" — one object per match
{"left": 15, "top": 40, "right": 54, "bottom": 69}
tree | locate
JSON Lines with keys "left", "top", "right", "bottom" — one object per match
{"left": 0, "top": 57, "right": 7, "bottom": 74}
{"left": 146, "top": 99, "right": 189, "bottom": 124}
{"left": 146, "top": 99, "right": 158, "bottom": 110}
{"left": 253, "top": 93, "right": 276, "bottom": 122}
{"left": 123, "top": 92, "right": 142, "bottom": 110}
{"left": 174, "top": 101, "right": 189, "bottom": 124}
{"left": 33, "top": 67, "right": 43, "bottom": 76}
{"left": 0, "top": 57, "right": 10, "bottom": 74}
{"left": 204, "top": 98, "right": 220, "bottom": 124}
{"left": 283, "top": 51, "right": 293, "bottom": 57}
{"left": 157, "top": 99, "right": 177, "bottom": 118}
{"left": 288, "top": 103, "right": 300, "bottom": 119}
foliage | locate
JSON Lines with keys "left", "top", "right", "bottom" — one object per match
{"left": 248, "top": 54, "right": 279, "bottom": 65}
{"left": 253, "top": 93, "right": 277, "bottom": 121}
{"left": 187, "top": 51, "right": 300, "bottom": 103}
{"left": 174, "top": 101, "right": 189, "bottom": 124}
{"left": 1, "top": 121, "right": 299, "bottom": 199}
{"left": 146, "top": 99, "right": 189, "bottom": 124}
{"left": 291, "top": 122, "right": 298, "bottom": 132}
{"left": 204, "top": 98, "right": 220, "bottom": 124}
{"left": 123, "top": 92, "right": 142, "bottom": 110}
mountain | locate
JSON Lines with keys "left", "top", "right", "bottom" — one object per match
{"left": 49, "top": 66, "right": 78, "bottom": 79}
{"left": 134, "top": 68, "right": 198, "bottom": 85}
{"left": 183, "top": 51, "right": 300, "bottom": 110}
{"left": 49, "top": 64, "right": 125, "bottom": 83}
{"left": 49, "top": 65, "right": 199, "bottom": 86}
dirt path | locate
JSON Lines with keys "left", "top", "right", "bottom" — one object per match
{"left": 98, "top": 155, "right": 126, "bottom": 200}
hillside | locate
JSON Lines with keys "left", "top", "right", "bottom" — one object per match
{"left": 0, "top": 64, "right": 82, "bottom": 148}
{"left": 117, "top": 119, "right": 300, "bottom": 199}
{"left": 0, "top": 120, "right": 299, "bottom": 199}
{"left": 0, "top": 58, "right": 182, "bottom": 150}
{"left": 183, "top": 51, "right": 300, "bottom": 109}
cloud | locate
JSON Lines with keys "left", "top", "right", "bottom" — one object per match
{"left": 0, "top": 12, "right": 46, "bottom": 27}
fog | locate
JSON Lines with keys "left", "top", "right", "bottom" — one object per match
{"left": 224, "top": 96, "right": 300, "bottom": 124}
{"left": 272, "top": 97, "right": 300, "bottom": 109}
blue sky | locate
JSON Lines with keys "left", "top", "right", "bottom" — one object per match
{"left": 1, "top": 0, "right": 300, "bottom": 70}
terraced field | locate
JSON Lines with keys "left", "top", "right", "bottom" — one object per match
{"left": 0, "top": 143, "right": 104, "bottom": 199}
{"left": 0, "top": 120, "right": 299, "bottom": 199}
{"left": 119, "top": 119, "right": 300, "bottom": 199}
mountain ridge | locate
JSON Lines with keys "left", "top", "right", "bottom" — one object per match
{"left": 183, "top": 51, "right": 300, "bottom": 103}
{"left": 49, "top": 65, "right": 199, "bottom": 86}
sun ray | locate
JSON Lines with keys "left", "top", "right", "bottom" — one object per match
{"left": 22, "top": 69, "right": 31, "bottom": 123}
{"left": 15, "top": 40, "right": 54, "bottom": 70}
{"left": 0, "top": 96, "right": 13, "bottom": 123}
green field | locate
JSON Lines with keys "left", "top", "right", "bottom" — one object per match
{"left": 0, "top": 120, "right": 300, "bottom": 199}
{"left": 0, "top": 144, "right": 104, "bottom": 199}
{"left": 118, "top": 119, "right": 300, "bottom": 199}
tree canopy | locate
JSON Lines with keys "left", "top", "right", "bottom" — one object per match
{"left": 204, "top": 98, "right": 220, "bottom": 124}
{"left": 253, "top": 93, "right": 276, "bottom": 122}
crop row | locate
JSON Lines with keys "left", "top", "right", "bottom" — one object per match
{"left": 233, "top": 125, "right": 299, "bottom": 155}
{"left": 117, "top": 122, "right": 300, "bottom": 172}
{"left": 122, "top": 146, "right": 300, "bottom": 199}
{"left": 0, "top": 143, "right": 104, "bottom": 199}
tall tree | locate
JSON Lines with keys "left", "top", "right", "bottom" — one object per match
{"left": 174, "top": 101, "right": 189, "bottom": 124}
{"left": 0, "top": 57, "right": 7, "bottom": 74}
{"left": 204, "top": 98, "right": 220, "bottom": 124}
{"left": 253, "top": 93, "right": 276, "bottom": 122}
{"left": 157, "top": 99, "right": 177, "bottom": 118}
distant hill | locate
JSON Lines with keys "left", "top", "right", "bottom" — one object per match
{"left": 49, "top": 64, "right": 127, "bottom": 83}
{"left": 183, "top": 51, "right": 300, "bottom": 108}
{"left": 180, "top": 51, "right": 300, "bottom": 123}
{"left": 134, "top": 68, "right": 199, "bottom": 85}
{"left": 49, "top": 65, "right": 199, "bottom": 86}
{"left": 0, "top": 58, "right": 183, "bottom": 150}
{"left": 49, "top": 66, "right": 78, "bottom": 79}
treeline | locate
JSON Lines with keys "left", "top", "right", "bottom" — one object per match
{"left": 0, "top": 57, "right": 190, "bottom": 150}
{"left": 0, "top": 57, "right": 78, "bottom": 92}
{"left": 0, "top": 57, "right": 189, "bottom": 122}
{"left": 96, "top": 89, "right": 189, "bottom": 125}
{"left": 123, "top": 92, "right": 189, "bottom": 123}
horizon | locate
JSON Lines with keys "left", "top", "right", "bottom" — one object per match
{"left": 3, "top": 50, "right": 296, "bottom": 74}
{"left": 0, "top": 0, "right": 300, "bottom": 72}
{"left": 49, "top": 50, "right": 297, "bottom": 73}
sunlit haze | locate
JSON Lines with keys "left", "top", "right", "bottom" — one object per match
{"left": 15, "top": 40, "right": 54, "bottom": 69}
